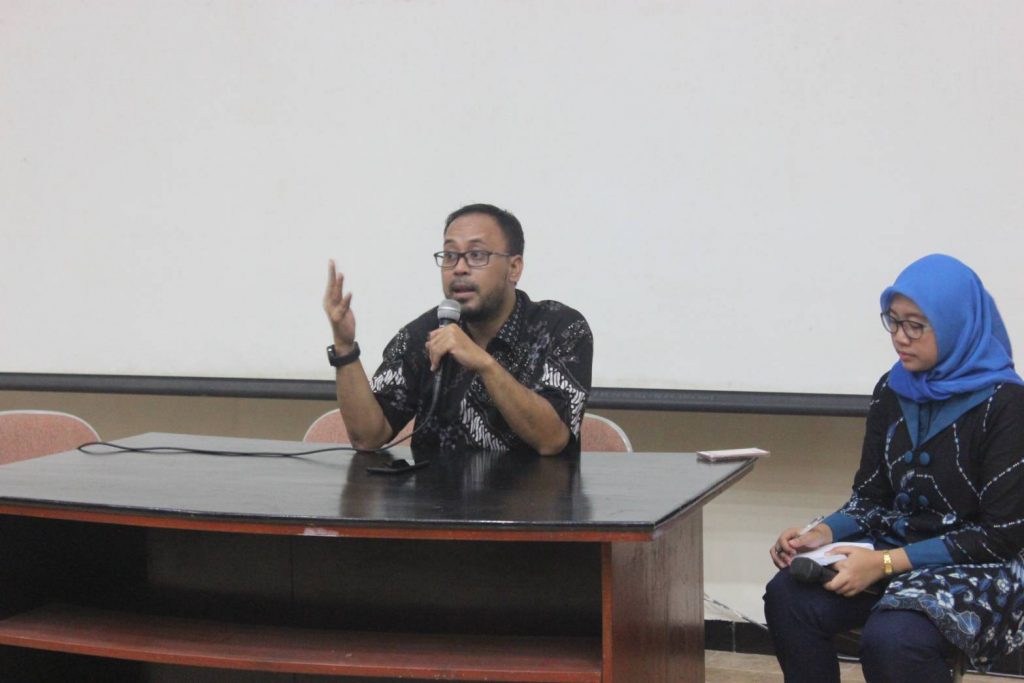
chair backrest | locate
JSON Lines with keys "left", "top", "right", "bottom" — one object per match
{"left": 581, "top": 413, "right": 633, "bottom": 452}
{"left": 305, "top": 409, "right": 631, "bottom": 451}
{"left": 303, "top": 409, "right": 351, "bottom": 444}
{"left": 303, "top": 409, "right": 414, "bottom": 445}
{"left": 0, "top": 410, "right": 100, "bottom": 465}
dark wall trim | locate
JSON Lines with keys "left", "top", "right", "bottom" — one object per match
{"left": 0, "top": 373, "right": 871, "bottom": 417}
{"left": 590, "top": 387, "right": 868, "bottom": 416}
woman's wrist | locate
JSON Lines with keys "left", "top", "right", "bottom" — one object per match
{"left": 879, "top": 548, "right": 912, "bottom": 578}
{"left": 881, "top": 550, "right": 894, "bottom": 577}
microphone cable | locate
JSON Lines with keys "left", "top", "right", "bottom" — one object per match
{"left": 77, "top": 441, "right": 363, "bottom": 459}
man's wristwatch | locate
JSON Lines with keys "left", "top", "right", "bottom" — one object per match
{"left": 882, "top": 550, "right": 894, "bottom": 577}
{"left": 327, "top": 342, "right": 361, "bottom": 368}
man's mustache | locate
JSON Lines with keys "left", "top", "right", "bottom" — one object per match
{"left": 449, "top": 280, "right": 477, "bottom": 292}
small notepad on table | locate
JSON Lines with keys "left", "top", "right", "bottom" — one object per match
{"left": 696, "top": 447, "right": 770, "bottom": 462}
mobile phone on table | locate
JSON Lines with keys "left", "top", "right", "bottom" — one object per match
{"left": 366, "top": 459, "right": 430, "bottom": 475}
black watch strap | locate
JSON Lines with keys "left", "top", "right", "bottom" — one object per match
{"left": 327, "top": 342, "right": 361, "bottom": 368}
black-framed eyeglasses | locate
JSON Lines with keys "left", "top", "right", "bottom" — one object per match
{"left": 880, "top": 312, "right": 932, "bottom": 340}
{"left": 433, "top": 250, "right": 512, "bottom": 269}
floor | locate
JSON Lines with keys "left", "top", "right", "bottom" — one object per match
{"left": 706, "top": 651, "right": 993, "bottom": 682}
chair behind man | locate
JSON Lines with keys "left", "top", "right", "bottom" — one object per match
{"left": 0, "top": 410, "right": 100, "bottom": 465}
{"left": 303, "top": 409, "right": 414, "bottom": 446}
{"left": 305, "top": 410, "right": 633, "bottom": 452}
{"left": 581, "top": 413, "right": 633, "bottom": 452}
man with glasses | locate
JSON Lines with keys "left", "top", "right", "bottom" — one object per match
{"left": 323, "top": 203, "right": 592, "bottom": 455}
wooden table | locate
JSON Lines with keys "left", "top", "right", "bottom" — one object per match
{"left": 0, "top": 433, "right": 753, "bottom": 682}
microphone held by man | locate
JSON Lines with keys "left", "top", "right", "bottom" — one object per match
{"left": 426, "top": 298, "right": 462, "bottom": 420}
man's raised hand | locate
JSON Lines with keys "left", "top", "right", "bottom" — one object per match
{"left": 323, "top": 260, "right": 356, "bottom": 351}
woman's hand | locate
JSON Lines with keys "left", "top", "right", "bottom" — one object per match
{"left": 824, "top": 547, "right": 885, "bottom": 596}
{"left": 826, "top": 547, "right": 910, "bottom": 597}
{"left": 770, "top": 523, "right": 833, "bottom": 569}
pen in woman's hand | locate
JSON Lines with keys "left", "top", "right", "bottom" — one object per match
{"left": 798, "top": 515, "right": 825, "bottom": 536}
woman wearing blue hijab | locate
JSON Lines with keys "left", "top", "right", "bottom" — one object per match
{"left": 764, "top": 255, "right": 1024, "bottom": 682}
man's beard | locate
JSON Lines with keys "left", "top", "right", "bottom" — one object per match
{"left": 457, "top": 285, "right": 508, "bottom": 324}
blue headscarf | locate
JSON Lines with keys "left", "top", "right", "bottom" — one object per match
{"left": 881, "top": 254, "right": 1022, "bottom": 404}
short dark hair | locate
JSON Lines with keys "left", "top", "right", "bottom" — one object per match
{"left": 444, "top": 203, "right": 525, "bottom": 256}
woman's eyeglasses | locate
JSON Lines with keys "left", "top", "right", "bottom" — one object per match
{"left": 880, "top": 312, "right": 931, "bottom": 340}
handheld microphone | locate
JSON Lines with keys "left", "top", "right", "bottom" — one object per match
{"left": 790, "top": 556, "right": 879, "bottom": 595}
{"left": 426, "top": 299, "right": 461, "bottom": 419}
{"left": 790, "top": 557, "right": 838, "bottom": 584}
{"left": 437, "top": 298, "right": 461, "bottom": 328}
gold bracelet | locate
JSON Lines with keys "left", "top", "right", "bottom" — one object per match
{"left": 882, "top": 550, "right": 894, "bottom": 576}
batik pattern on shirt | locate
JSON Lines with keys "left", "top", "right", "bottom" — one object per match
{"left": 829, "top": 374, "right": 1024, "bottom": 668}
{"left": 369, "top": 290, "right": 593, "bottom": 454}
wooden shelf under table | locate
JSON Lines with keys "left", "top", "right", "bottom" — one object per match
{"left": 0, "top": 603, "right": 602, "bottom": 682}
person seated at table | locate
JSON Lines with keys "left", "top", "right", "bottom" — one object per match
{"left": 322, "top": 203, "right": 592, "bottom": 455}
{"left": 764, "top": 254, "right": 1024, "bottom": 683}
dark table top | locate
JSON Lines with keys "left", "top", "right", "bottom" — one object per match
{"left": 0, "top": 433, "right": 753, "bottom": 540}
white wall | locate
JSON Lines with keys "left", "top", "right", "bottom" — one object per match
{"left": 4, "top": 1, "right": 1023, "bottom": 394}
